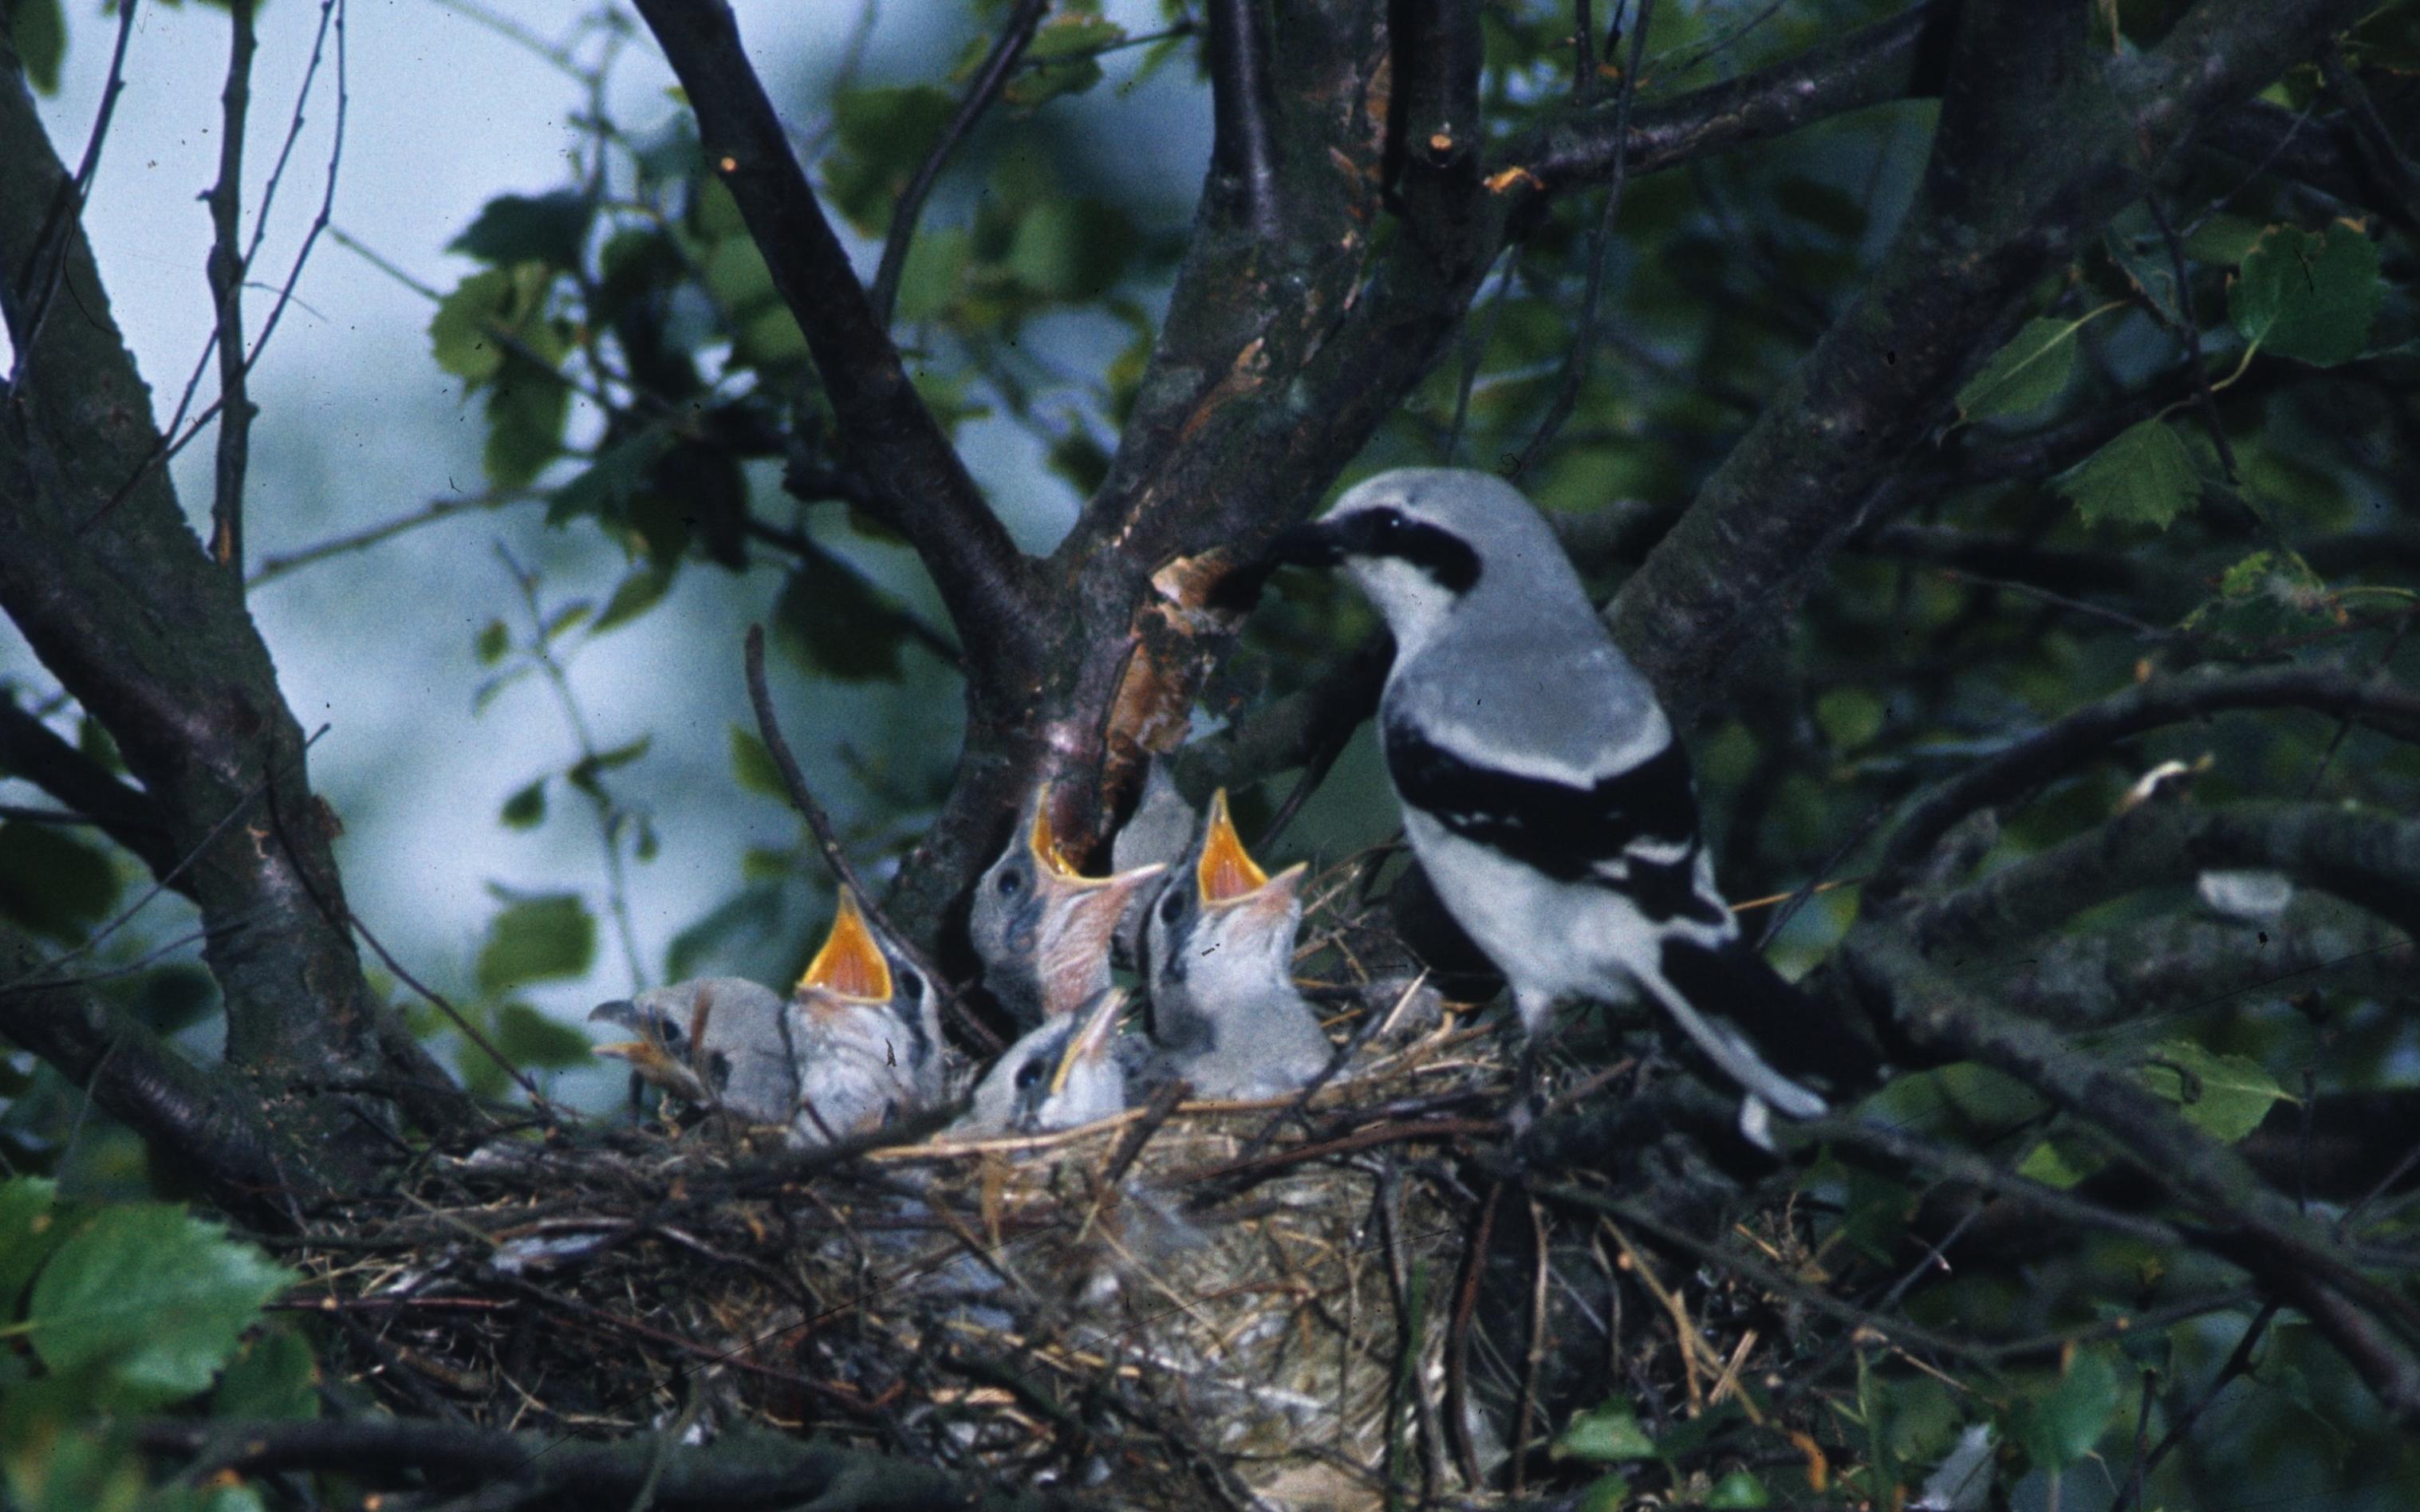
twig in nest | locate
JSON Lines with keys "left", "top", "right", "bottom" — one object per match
{"left": 742, "top": 626, "right": 1000, "bottom": 1053}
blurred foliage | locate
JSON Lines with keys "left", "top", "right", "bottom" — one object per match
{"left": 2, "top": 0, "right": 2419, "bottom": 1508}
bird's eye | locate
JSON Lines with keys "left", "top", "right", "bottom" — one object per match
{"left": 1372, "top": 508, "right": 1404, "bottom": 535}
{"left": 997, "top": 867, "right": 1025, "bottom": 897}
{"left": 1014, "top": 1055, "right": 1046, "bottom": 1090}
{"left": 1159, "top": 889, "right": 1185, "bottom": 923}
{"left": 897, "top": 967, "right": 923, "bottom": 996}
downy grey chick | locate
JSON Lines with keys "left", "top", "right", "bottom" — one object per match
{"left": 1143, "top": 789, "right": 1333, "bottom": 1100}
{"left": 968, "top": 782, "right": 1164, "bottom": 1028}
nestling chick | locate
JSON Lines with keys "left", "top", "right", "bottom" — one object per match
{"left": 1143, "top": 789, "right": 1334, "bottom": 1100}
{"left": 968, "top": 782, "right": 1165, "bottom": 1027}
{"left": 590, "top": 977, "right": 796, "bottom": 1126}
{"left": 955, "top": 987, "right": 1129, "bottom": 1136}
{"left": 787, "top": 889, "right": 935, "bottom": 1146}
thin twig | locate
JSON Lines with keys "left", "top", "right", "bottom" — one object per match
{"left": 250, "top": 491, "right": 542, "bottom": 588}
{"left": 2144, "top": 194, "right": 2239, "bottom": 483}
{"left": 740, "top": 627, "right": 996, "bottom": 1053}
{"left": 206, "top": 0, "right": 261, "bottom": 577}
{"left": 1511, "top": 0, "right": 1655, "bottom": 479}
{"left": 349, "top": 909, "right": 558, "bottom": 1121}
{"left": 6, "top": 0, "right": 140, "bottom": 386}
{"left": 869, "top": 0, "right": 1048, "bottom": 326}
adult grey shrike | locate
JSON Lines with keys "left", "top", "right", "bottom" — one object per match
{"left": 1267, "top": 467, "right": 1859, "bottom": 1145}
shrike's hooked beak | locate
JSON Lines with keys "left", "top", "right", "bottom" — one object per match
{"left": 1263, "top": 518, "right": 1346, "bottom": 569}
{"left": 798, "top": 889, "right": 893, "bottom": 1003}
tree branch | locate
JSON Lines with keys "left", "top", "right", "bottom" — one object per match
{"left": 1605, "top": 0, "right": 2367, "bottom": 719}
{"left": 1910, "top": 801, "right": 2420, "bottom": 959}
{"left": 132, "top": 1417, "right": 1070, "bottom": 1512}
{"left": 1206, "top": 0, "right": 1285, "bottom": 240}
{"left": 1871, "top": 665, "right": 2420, "bottom": 898}
{"left": 1505, "top": 0, "right": 1955, "bottom": 195}
{"left": 867, "top": 0, "right": 1047, "bottom": 327}
{"left": 1847, "top": 926, "right": 2420, "bottom": 1422}
{"left": 0, "top": 699, "right": 183, "bottom": 890}
{"left": 629, "top": 0, "right": 1036, "bottom": 691}
{"left": 204, "top": 0, "right": 258, "bottom": 578}
{"left": 0, "top": 921, "right": 297, "bottom": 1215}
{"left": 1996, "top": 912, "right": 2413, "bottom": 1034}
{"left": 0, "top": 57, "right": 435, "bottom": 1183}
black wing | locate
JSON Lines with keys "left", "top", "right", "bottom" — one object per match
{"left": 1381, "top": 715, "right": 1724, "bottom": 926}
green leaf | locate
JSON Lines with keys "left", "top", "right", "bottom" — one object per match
{"left": 500, "top": 778, "right": 547, "bottom": 830}
{"left": 25, "top": 1204, "right": 293, "bottom": 1408}
{"left": 894, "top": 227, "right": 970, "bottom": 323}
{"left": 475, "top": 893, "right": 597, "bottom": 994}
{"left": 2008, "top": 1346, "right": 2121, "bottom": 1471}
{"left": 568, "top": 734, "right": 651, "bottom": 798}
{"left": 2227, "top": 222, "right": 2383, "bottom": 367}
{"left": 2136, "top": 1039, "right": 2288, "bottom": 1144}
{"left": 1005, "top": 17, "right": 1121, "bottom": 107}
{"left": 211, "top": 1324, "right": 319, "bottom": 1421}
{"left": 595, "top": 563, "right": 676, "bottom": 632}
{"left": 734, "top": 305, "right": 810, "bottom": 368}
{"left": 429, "top": 264, "right": 558, "bottom": 385}
{"left": 2185, "top": 549, "right": 2342, "bottom": 650}
{"left": 546, "top": 427, "right": 674, "bottom": 530}
{"left": 2055, "top": 419, "right": 2200, "bottom": 529}
{"left": 703, "top": 234, "right": 778, "bottom": 312}
{"left": 1705, "top": 1469, "right": 1772, "bottom": 1508}
{"left": 475, "top": 618, "right": 510, "bottom": 664}
{"left": 484, "top": 358, "right": 571, "bottom": 490}
{"left": 772, "top": 553, "right": 908, "bottom": 682}
{"left": 0, "top": 1179, "right": 67, "bottom": 1313}
{"left": 1007, "top": 197, "right": 1137, "bottom": 301}
{"left": 1575, "top": 1471, "right": 1633, "bottom": 1512}
{"left": 0, "top": 822, "right": 119, "bottom": 941}
{"left": 729, "top": 725, "right": 788, "bottom": 799}
{"left": 495, "top": 1001, "right": 593, "bottom": 1069}
{"left": 822, "top": 85, "right": 956, "bottom": 231}
{"left": 1552, "top": 1402, "right": 1657, "bottom": 1463}
{"left": 1957, "top": 316, "right": 2085, "bottom": 421}
{"left": 449, "top": 191, "right": 594, "bottom": 270}
{"left": 9, "top": 0, "right": 66, "bottom": 96}
{"left": 2016, "top": 1127, "right": 2108, "bottom": 1189}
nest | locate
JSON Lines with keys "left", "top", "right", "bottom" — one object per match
{"left": 290, "top": 858, "right": 1838, "bottom": 1509}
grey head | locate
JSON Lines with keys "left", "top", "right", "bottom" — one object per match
{"left": 1143, "top": 789, "right": 1332, "bottom": 1098}
{"left": 1269, "top": 467, "right": 1601, "bottom": 663}
{"left": 955, "top": 987, "right": 1129, "bottom": 1136}
{"left": 1109, "top": 755, "right": 1198, "bottom": 970}
{"left": 1270, "top": 466, "right": 1663, "bottom": 770}
{"left": 589, "top": 976, "right": 795, "bottom": 1125}
{"left": 967, "top": 781, "right": 1165, "bottom": 1029}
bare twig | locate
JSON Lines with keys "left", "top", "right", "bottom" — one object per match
{"left": 205, "top": 0, "right": 261, "bottom": 577}
{"left": 1511, "top": 0, "right": 1653, "bottom": 479}
{"left": 250, "top": 491, "right": 541, "bottom": 588}
{"left": 868, "top": 0, "right": 1047, "bottom": 326}
{"left": 741, "top": 627, "right": 995, "bottom": 1052}
{"left": 631, "top": 0, "right": 1036, "bottom": 684}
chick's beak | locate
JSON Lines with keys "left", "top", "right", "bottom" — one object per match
{"left": 1024, "top": 781, "right": 1075, "bottom": 876}
{"left": 799, "top": 890, "right": 893, "bottom": 1002}
{"left": 1237, "top": 860, "right": 1310, "bottom": 927}
{"left": 1050, "top": 990, "right": 1125, "bottom": 1097}
{"left": 1196, "top": 789, "right": 1271, "bottom": 904}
